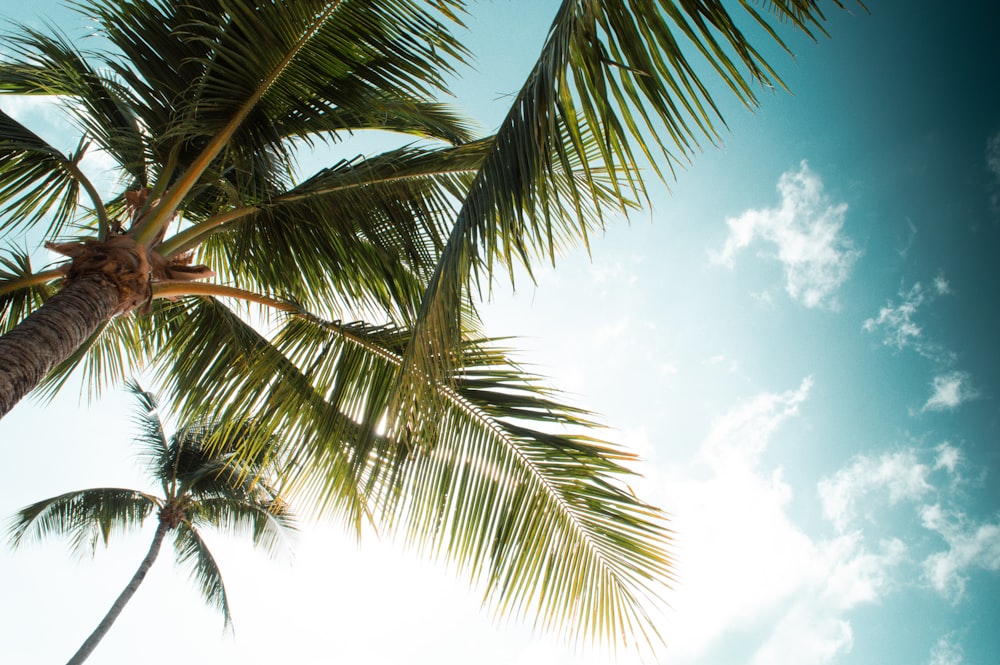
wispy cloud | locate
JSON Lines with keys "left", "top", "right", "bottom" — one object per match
{"left": 933, "top": 442, "right": 963, "bottom": 475}
{"left": 928, "top": 633, "right": 964, "bottom": 665}
{"left": 710, "top": 161, "right": 858, "bottom": 309}
{"left": 863, "top": 276, "right": 958, "bottom": 368}
{"left": 923, "top": 371, "right": 978, "bottom": 412}
{"left": 818, "top": 450, "right": 934, "bottom": 532}
{"left": 920, "top": 504, "right": 1000, "bottom": 603}
{"left": 749, "top": 535, "right": 905, "bottom": 665}
{"left": 815, "top": 441, "right": 996, "bottom": 612}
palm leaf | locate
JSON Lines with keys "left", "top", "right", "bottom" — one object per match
{"left": 0, "top": 249, "right": 60, "bottom": 334}
{"left": 79, "top": 0, "right": 469, "bottom": 242}
{"left": 153, "top": 301, "right": 669, "bottom": 646}
{"left": 0, "top": 24, "right": 147, "bottom": 186}
{"left": 147, "top": 296, "right": 372, "bottom": 528}
{"left": 172, "top": 523, "right": 233, "bottom": 628}
{"left": 182, "top": 141, "right": 488, "bottom": 321}
{"left": 6, "top": 488, "right": 159, "bottom": 556}
{"left": 274, "top": 315, "right": 672, "bottom": 647}
{"left": 399, "top": 0, "right": 858, "bottom": 441}
{"left": 189, "top": 496, "right": 296, "bottom": 559}
{"left": 0, "top": 108, "right": 88, "bottom": 235}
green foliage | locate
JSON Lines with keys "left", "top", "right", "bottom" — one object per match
{"left": 6, "top": 384, "right": 296, "bottom": 627}
{"left": 0, "top": 0, "right": 860, "bottom": 650}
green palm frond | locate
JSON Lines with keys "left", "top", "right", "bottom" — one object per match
{"left": 189, "top": 496, "right": 296, "bottom": 559}
{"left": 184, "top": 141, "right": 488, "bottom": 320}
{"left": 272, "top": 315, "right": 672, "bottom": 646}
{"left": 123, "top": 379, "right": 175, "bottom": 496}
{"left": 278, "top": 93, "right": 476, "bottom": 146}
{"left": 399, "top": 0, "right": 857, "bottom": 444}
{"left": 148, "top": 296, "right": 371, "bottom": 526}
{"left": 172, "top": 523, "right": 233, "bottom": 628}
{"left": 79, "top": 0, "right": 469, "bottom": 243}
{"left": 6, "top": 488, "right": 159, "bottom": 555}
{"left": 35, "top": 316, "right": 146, "bottom": 401}
{"left": 0, "top": 108, "right": 92, "bottom": 235}
{"left": 0, "top": 25, "right": 147, "bottom": 186}
{"left": 153, "top": 300, "right": 669, "bottom": 645}
{"left": 0, "top": 249, "right": 60, "bottom": 334}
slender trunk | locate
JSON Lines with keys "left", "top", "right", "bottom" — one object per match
{"left": 0, "top": 274, "right": 121, "bottom": 418}
{"left": 66, "top": 521, "right": 170, "bottom": 665}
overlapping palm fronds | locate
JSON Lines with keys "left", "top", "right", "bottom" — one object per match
{"left": 0, "top": 0, "right": 860, "bottom": 650}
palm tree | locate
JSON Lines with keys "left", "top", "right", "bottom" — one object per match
{"left": 0, "top": 0, "right": 862, "bottom": 650}
{"left": 6, "top": 383, "right": 296, "bottom": 665}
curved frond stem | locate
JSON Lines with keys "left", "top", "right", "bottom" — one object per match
{"left": 133, "top": 0, "right": 346, "bottom": 246}
{"left": 62, "top": 155, "right": 110, "bottom": 239}
{"left": 151, "top": 282, "right": 298, "bottom": 313}
{"left": 160, "top": 160, "right": 484, "bottom": 258}
{"left": 0, "top": 268, "right": 63, "bottom": 297}
{"left": 160, "top": 208, "right": 255, "bottom": 258}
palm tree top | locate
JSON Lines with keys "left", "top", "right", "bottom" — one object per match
{"left": 7, "top": 381, "right": 296, "bottom": 625}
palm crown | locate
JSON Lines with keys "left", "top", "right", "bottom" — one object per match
{"left": 7, "top": 383, "right": 295, "bottom": 663}
{"left": 0, "top": 0, "right": 858, "bottom": 650}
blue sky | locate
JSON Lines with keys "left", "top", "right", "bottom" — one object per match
{"left": 1, "top": 2, "right": 998, "bottom": 664}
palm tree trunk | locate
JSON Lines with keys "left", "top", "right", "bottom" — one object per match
{"left": 66, "top": 520, "right": 169, "bottom": 665}
{"left": 0, "top": 274, "right": 121, "bottom": 418}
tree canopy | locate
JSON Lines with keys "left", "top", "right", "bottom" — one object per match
{"left": 0, "top": 0, "right": 861, "bottom": 651}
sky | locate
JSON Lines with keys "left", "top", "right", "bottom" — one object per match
{"left": 1, "top": 1, "right": 999, "bottom": 664}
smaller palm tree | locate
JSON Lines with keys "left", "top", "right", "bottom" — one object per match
{"left": 6, "top": 382, "right": 296, "bottom": 665}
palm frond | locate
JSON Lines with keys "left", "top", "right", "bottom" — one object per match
{"left": 82, "top": 0, "right": 468, "bottom": 242}
{"left": 0, "top": 249, "right": 60, "bottom": 334}
{"left": 189, "top": 496, "right": 296, "bottom": 559}
{"left": 0, "top": 24, "right": 147, "bottom": 185}
{"left": 121, "top": 379, "right": 177, "bottom": 497}
{"left": 147, "top": 296, "right": 371, "bottom": 528}
{"left": 6, "top": 488, "right": 159, "bottom": 556}
{"left": 274, "top": 315, "right": 672, "bottom": 647}
{"left": 0, "top": 108, "right": 87, "bottom": 235}
{"left": 184, "top": 141, "right": 488, "bottom": 321}
{"left": 398, "top": 0, "right": 856, "bottom": 446}
{"left": 172, "top": 523, "right": 232, "bottom": 628}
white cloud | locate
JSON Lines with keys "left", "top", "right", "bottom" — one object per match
{"left": 750, "top": 606, "right": 853, "bottom": 665}
{"left": 923, "top": 372, "right": 977, "bottom": 412}
{"left": 934, "top": 442, "right": 963, "bottom": 475}
{"left": 928, "top": 633, "right": 964, "bottom": 665}
{"left": 920, "top": 505, "right": 1000, "bottom": 603}
{"left": 710, "top": 161, "right": 858, "bottom": 309}
{"left": 862, "top": 282, "right": 927, "bottom": 350}
{"left": 700, "top": 377, "right": 812, "bottom": 468}
{"left": 750, "top": 535, "right": 905, "bottom": 665}
{"left": 659, "top": 379, "right": 901, "bottom": 665}
{"left": 933, "top": 273, "right": 952, "bottom": 295}
{"left": 818, "top": 450, "right": 933, "bottom": 532}
{"left": 863, "top": 279, "right": 956, "bottom": 363}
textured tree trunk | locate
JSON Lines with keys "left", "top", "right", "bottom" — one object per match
{"left": 0, "top": 273, "right": 121, "bottom": 418}
{"left": 66, "top": 520, "right": 169, "bottom": 665}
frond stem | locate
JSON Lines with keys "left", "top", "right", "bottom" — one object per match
{"left": 0, "top": 268, "right": 63, "bottom": 297}
{"left": 159, "top": 165, "right": 479, "bottom": 258}
{"left": 62, "top": 160, "right": 110, "bottom": 240}
{"left": 132, "top": 0, "right": 345, "bottom": 247}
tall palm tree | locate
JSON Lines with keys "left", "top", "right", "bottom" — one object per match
{"left": 6, "top": 383, "right": 296, "bottom": 665}
{"left": 0, "top": 0, "right": 862, "bottom": 649}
